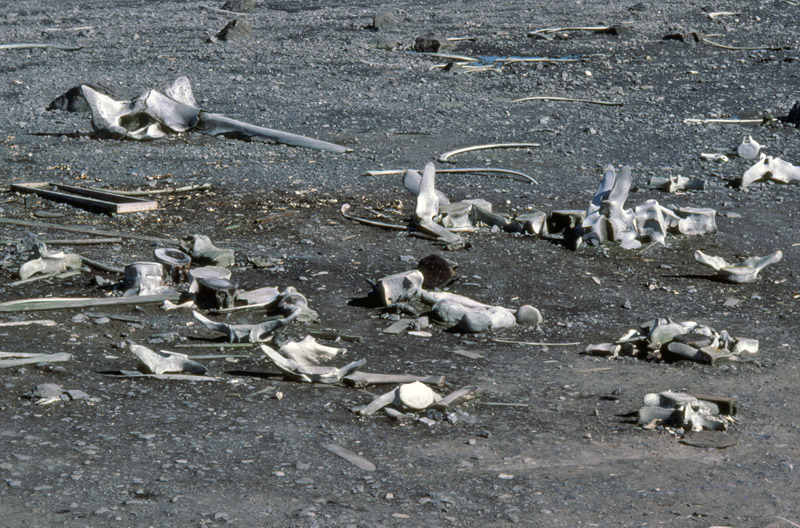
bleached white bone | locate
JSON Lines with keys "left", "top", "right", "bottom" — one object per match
{"left": 192, "top": 310, "right": 297, "bottom": 343}
{"left": 581, "top": 164, "right": 616, "bottom": 245}
{"left": 413, "top": 163, "right": 464, "bottom": 244}
{"left": 260, "top": 344, "right": 364, "bottom": 383}
{"left": 764, "top": 156, "right": 800, "bottom": 185}
{"left": 187, "top": 266, "right": 232, "bottom": 294}
{"left": 422, "top": 291, "right": 516, "bottom": 331}
{"left": 279, "top": 335, "right": 346, "bottom": 365}
{"left": 19, "top": 242, "right": 82, "bottom": 280}
{"left": 372, "top": 270, "right": 424, "bottom": 306}
{"left": 602, "top": 166, "right": 640, "bottom": 248}
{"left": 634, "top": 199, "right": 666, "bottom": 245}
{"left": 737, "top": 135, "right": 763, "bottom": 159}
{"left": 397, "top": 381, "right": 439, "bottom": 410}
{"left": 694, "top": 249, "right": 782, "bottom": 283}
{"left": 674, "top": 207, "right": 717, "bottom": 236}
{"left": 124, "top": 262, "right": 167, "bottom": 295}
{"left": 403, "top": 169, "right": 450, "bottom": 205}
{"left": 179, "top": 234, "right": 235, "bottom": 267}
{"left": 130, "top": 343, "right": 207, "bottom": 375}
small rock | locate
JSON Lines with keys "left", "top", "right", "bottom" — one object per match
{"left": 515, "top": 305, "right": 542, "bottom": 326}
{"left": 214, "top": 18, "right": 253, "bottom": 42}
{"left": 221, "top": 0, "right": 254, "bottom": 12}
{"left": 369, "top": 11, "right": 397, "bottom": 31}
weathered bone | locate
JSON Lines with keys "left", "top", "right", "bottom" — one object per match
{"left": 413, "top": 163, "right": 464, "bottom": 244}
{"left": 436, "top": 202, "right": 473, "bottom": 228}
{"left": 737, "top": 135, "right": 763, "bottom": 159}
{"left": 397, "top": 381, "right": 438, "bottom": 410}
{"left": 179, "top": 234, "right": 235, "bottom": 268}
{"left": 648, "top": 175, "right": 705, "bottom": 193}
{"left": 195, "top": 277, "right": 238, "bottom": 309}
{"left": 188, "top": 266, "right": 231, "bottom": 293}
{"left": 236, "top": 286, "right": 281, "bottom": 305}
{"left": 260, "top": 344, "right": 364, "bottom": 383}
{"left": 673, "top": 207, "right": 717, "bottom": 236}
{"left": 739, "top": 154, "right": 800, "bottom": 189}
{"left": 371, "top": 270, "right": 424, "bottom": 307}
{"left": 19, "top": 242, "right": 82, "bottom": 279}
{"left": 65, "top": 77, "right": 350, "bottom": 152}
{"left": 581, "top": 164, "right": 616, "bottom": 245}
{"left": 279, "top": 335, "right": 346, "bottom": 365}
{"left": 638, "top": 391, "right": 728, "bottom": 431}
{"left": 192, "top": 310, "right": 296, "bottom": 343}
{"left": 634, "top": 199, "right": 667, "bottom": 245}
{"left": 123, "top": 262, "right": 168, "bottom": 295}
{"left": 603, "top": 166, "right": 640, "bottom": 249}
{"left": 422, "top": 291, "right": 516, "bottom": 332}
{"left": 403, "top": 169, "right": 450, "bottom": 205}
{"left": 130, "top": 343, "right": 207, "bottom": 375}
{"left": 519, "top": 211, "right": 548, "bottom": 236}
{"left": 154, "top": 247, "right": 191, "bottom": 283}
{"left": 275, "top": 287, "right": 318, "bottom": 321}
{"left": 694, "top": 249, "right": 782, "bottom": 283}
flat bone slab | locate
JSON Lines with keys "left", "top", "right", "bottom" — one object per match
{"left": 279, "top": 335, "right": 345, "bottom": 365}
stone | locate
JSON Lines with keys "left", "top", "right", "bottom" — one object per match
{"left": 413, "top": 35, "right": 454, "bottom": 53}
{"left": 124, "top": 262, "right": 166, "bottom": 295}
{"left": 417, "top": 254, "right": 457, "bottom": 289}
{"left": 221, "top": 0, "right": 255, "bottom": 13}
{"left": 515, "top": 305, "right": 542, "bottom": 326}
{"left": 397, "top": 381, "right": 436, "bottom": 410}
{"left": 215, "top": 18, "right": 253, "bottom": 41}
{"left": 369, "top": 11, "right": 397, "bottom": 31}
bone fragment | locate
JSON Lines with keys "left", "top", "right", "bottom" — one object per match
{"left": 236, "top": 286, "right": 281, "bottom": 305}
{"left": 195, "top": 277, "right": 238, "bottom": 310}
{"left": 694, "top": 250, "right": 782, "bottom": 283}
{"left": 323, "top": 444, "right": 376, "bottom": 471}
{"left": 192, "top": 310, "right": 296, "bottom": 343}
{"left": 0, "top": 352, "right": 72, "bottom": 369}
{"left": 634, "top": 199, "right": 667, "bottom": 245}
{"left": 261, "top": 344, "right": 364, "bottom": 383}
{"left": 154, "top": 248, "right": 191, "bottom": 283}
{"left": 130, "top": 343, "right": 207, "bottom": 375}
{"left": 511, "top": 95, "right": 623, "bottom": 106}
{"left": 19, "top": 242, "right": 82, "bottom": 280}
{"left": 648, "top": 175, "right": 705, "bottom": 193}
{"left": 674, "top": 207, "right": 717, "bottom": 236}
{"left": 737, "top": 135, "right": 763, "bottom": 159}
{"left": 437, "top": 143, "right": 540, "bottom": 163}
{"left": 403, "top": 169, "right": 450, "bottom": 205}
{"left": 359, "top": 388, "right": 399, "bottom": 416}
{"left": 432, "top": 385, "right": 483, "bottom": 410}
{"left": 279, "top": 336, "right": 346, "bottom": 365}
{"left": 700, "top": 152, "right": 729, "bottom": 163}
{"left": 638, "top": 391, "right": 728, "bottom": 431}
{"left": 179, "top": 234, "right": 235, "bottom": 267}
{"left": 342, "top": 372, "right": 446, "bottom": 386}
{"left": 188, "top": 266, "right": 232, "bottom": 293}
{"left": 413, "top": 163, "right": 464, "bottom": 245}
{"left": 372, "top": 270, "right": 424, "bottom": 307}
{"left": 123, "top": 262, "right": 167, "bottom": 295}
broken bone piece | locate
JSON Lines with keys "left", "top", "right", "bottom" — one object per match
{"left": 192, "top": 310, "right": 295, "bottom": 343}
{"left": 236, "top": 286, "right": 280, "bottom": 305}
{"left": 737, "top": 135, "right": 763, "bottom": 160}
{"left": 700, "top": 152, "right": 729, "bottom": 163}
{"left": 413, "top": 163, "right": 464, "bottom": 245}
{"left": 129, "top": 343, "right": 207, "bottom": 375}
{"left": 694, "top": 250, "right": 783, "bottom": 283}
{"left": 179, "top": 234, "right": 235, "bottom": 268}
{"left": 123, "top": 262, "right": 167, "bottom": 295}
{"left": 638, "top": 391, "right": 728, "bottom": 431}
{"left": 648, "top": 175, "right": 705, "bottom": 193}
{"left": 673, "top": 207, "right": 717, "bottom": 236}
{"left": 634, "top": 199, "right": 667, "bottom": 245}
{"left": 423, "top": 291, "right": 517, "bottom": 332}
{"left": 403, "top": 168, "right": 450, "bottom": 206}
{"left": 24, "top": 383, "right": 65, "bottom": 405}
{"left": 416, "top": 254, "right": 457, "bottom": 289}
{"left": 279, "top": 335, "right": 346, "bottom": 365}
{"left": 195, "top": 277, "right": 239, "bottom": 310}
{"left": 275, "top": 287, "right": 318, "bottom": 322}
{"left": 260, "top": 344, "right": 364, "bottom": 383}
{"left": 154, "top": 247, "right": 191, "bottom": 283}
{"left": 188, "top": 266, "right": 232, "bottom": 294}
{"left": 19, "top": 242, "right": 82, "bottom": 280}
{"left": 371, "top": 270, "right": 424, "bottom": 307}
{"left": 739, "top": 155, "right": 800, "bottom": 189}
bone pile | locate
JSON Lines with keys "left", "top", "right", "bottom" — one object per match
{"left": 637, "top": 391, "right": 734, "bottom": 432}
{"left": 580, "top": 165, "right": 717, "bottom": 249}
{"left": 584, "top": 317, "right": 758, "bottom": 365}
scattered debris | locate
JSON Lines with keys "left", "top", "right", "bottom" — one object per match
{"left": 355, "top": 381, "right": 481, "bottom": 418}
{"left": 0, "top": 351, "right": 72, "bottom": 369}
{"left": 47, "top": 76, "right": 351, "bottom": 153}
{"left": 438, "top": 143, "right": 541, "bottom": 163}
{"left": 585, "top": 317, "right": 758, "bottom": 365}
{"left": 528, "top": 25, "right": 631, "bottom": 39}
{"left": 11, "top": 182, "right": 157, "bottom": 214}
{"left": 694, "top": 250, "right": 783, "bottom": 283}
{"left": 638, "top": 391, "right": 734, "bottom": 431}
{"left": 511, "top": 95, "right": 623, "bottom": 106}
{"left": 364, "top": 167, "right": 538, "bottom": 184}
{"left": 0, "top": 293, "right": 180, "bottom": 313}
{"left": 739, "top": 154, "right": 800, "bottom": 189}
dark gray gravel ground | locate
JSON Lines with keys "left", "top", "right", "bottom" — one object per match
{"left": 2, "top": 1, "right": 800, "bottom": 526}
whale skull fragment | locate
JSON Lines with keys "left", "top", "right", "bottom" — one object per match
{"left": 48, "top": 77, "right": 350, "bottom": 153}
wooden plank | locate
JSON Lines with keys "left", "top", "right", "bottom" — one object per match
{"left": 11, "top": 183, "right": 157, "bottom": 214}
{"left": 0, "top": 352, "right": 72, "bottom": 369}
{"left": 0, "top": 293, "right": 181, "bottom": 312}
{"left": 323, "top": 444, "right": 376, "bottom": 471}
{"left": 0, "top": 217, "right": 177, "bottom": 244}
{"left": 343, "top": 372, "right": 446, "bottom": 386}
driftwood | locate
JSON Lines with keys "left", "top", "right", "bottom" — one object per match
{"left": 438, "top": 143, "right": 541, "bottom": 163}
